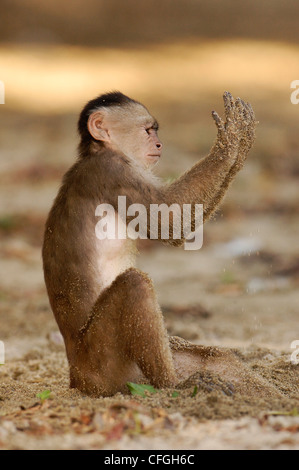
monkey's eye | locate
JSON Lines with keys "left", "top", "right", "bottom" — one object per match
{"left": 145, "top": 127, "right": 151, "bottom": 134}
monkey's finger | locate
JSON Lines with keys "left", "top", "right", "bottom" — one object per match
{"left": 237, "top": 98, "right": 246, "bottom": 115}
{"left": 235, "top": 97, "right": 244, "bottom": 122}
{"left": 247, "top": 102, "right": 256, "bottom": 124}
{"left": 240, "top": 99, "right": 251, "bottom": 124}
{"left": 223, "top": 91, "right": 234, "bottom": 111}
{"left": 196, "top": 376, "right": 235, "bottom": 396}
{"left": 211, "top": 110, "right": 225, "bottom": 133}
{"left": 223, "top": 91, "right": 235, "bottom": 127}
{"left": 222, "top": 381, "right": 235, "bottom": 396}
{"left": 237, "top": 99, "right": 256, "bottom": 138}
{"left": 246, "top": 104, "right": 257, "bottom": 134}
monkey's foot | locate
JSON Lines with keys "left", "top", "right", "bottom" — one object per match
{"left": 177, "top": 370, "right": 235, "bottom": 397}
{"left": 170, "top": 336, "right": 284, "bottom": 398}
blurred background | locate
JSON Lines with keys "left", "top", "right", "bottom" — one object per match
{"left": 1, "top": 0, "right": 299, "bottom": 352}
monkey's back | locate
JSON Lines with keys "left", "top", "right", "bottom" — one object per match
{"left": 42, "top": 160, "right": 103, "bottom": 336}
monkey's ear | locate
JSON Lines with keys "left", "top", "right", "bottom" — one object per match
{"left": 87, "top": 111, "right": 110, "bottom": 142}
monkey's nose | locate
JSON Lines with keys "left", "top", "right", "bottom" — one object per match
{"left": 156, "top": 142, "right": 162, "bottom": 150}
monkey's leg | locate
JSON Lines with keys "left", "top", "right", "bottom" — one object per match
{"left": 170, "top": 336, "right": 283, "bottom": 397}
{"left": 70, "top": 268, "right": 176, "bottom": 397}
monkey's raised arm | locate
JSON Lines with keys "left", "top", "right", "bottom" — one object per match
{"left": 102, "top": 92, "right": 256, "bottom": 245}
{"left": 164, "top": 93, "right": 257, "bottom": 221}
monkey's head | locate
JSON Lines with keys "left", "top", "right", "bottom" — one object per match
{"left": 78, "top": 91, "right": 162, "bottom": 168}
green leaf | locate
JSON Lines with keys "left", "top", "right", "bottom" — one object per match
{"left": 268, "top": 408, "right": 299, "bottom": 417}
{"left": 171, "top": 391, "right": 179, "bottom": 398}
{"left": 126, "top": 382, "right": 158, "bottom": 398}
{"left": 191, "top": 385, "right": 198, "bottom": 397}
{"left": 36, "top": 390, "right": 52, "bottom": 402}
{"left": 0, "top": 215, "right": 17, "bottom": 231}
{"left": 221, "top": 270, "right": 235, "bottom": 284}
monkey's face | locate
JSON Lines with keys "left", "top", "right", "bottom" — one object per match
{"left": 87, "top": 103, "right": 162, "bottom": 169}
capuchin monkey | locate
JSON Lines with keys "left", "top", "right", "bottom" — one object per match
{"left": 43, "top": 91, "right": 275, "bottom": 398}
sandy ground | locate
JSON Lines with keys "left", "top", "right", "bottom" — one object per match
{"left": 0, "top": 161, "right": 298, "bottom": 449}
{"left": 0, "top": 216, "right": 299, "bottom": 449}
{"left": 0, "top": 39, "right": 299, "bottom": 447}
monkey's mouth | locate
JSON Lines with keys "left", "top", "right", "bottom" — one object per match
{"left": 147, "top": 154, "right": 161, "bottom": 159}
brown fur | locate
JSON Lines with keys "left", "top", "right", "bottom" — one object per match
{"left": 42, "top": 91, "right": 264, "bottom": 398}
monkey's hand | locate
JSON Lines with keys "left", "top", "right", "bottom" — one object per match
{"left": 212, "top": 91, "right": 257, "bottom": 166}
